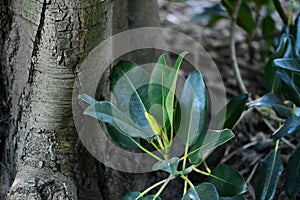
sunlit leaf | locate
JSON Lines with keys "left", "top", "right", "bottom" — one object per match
{"left": 148, "top": 54, "right": 171, "bottom": 128}
{"left": 166, "top": 51, "right": 188, "bottom": 127}
{"left": 208, "top": 164, "right": 247, "bottom": 197}
{"left": 178, "top": 70, "right": 207, "bottom": 146}
{"left": 285, "top": 145, "right": 300, "bottom": 199}
{"left": 256, "top": 150, "right": 283, "bottom": 200}
{"left": 189, "top": 129, "right": 235, "bottom": 165}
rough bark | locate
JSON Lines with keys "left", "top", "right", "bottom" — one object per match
{"left": 0, "top": 0, "right": 130, "bottom": 199}
{"left": 0, "top": 0, "right": 166, "bottom": 199}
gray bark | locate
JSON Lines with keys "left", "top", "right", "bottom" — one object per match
{"left": 0, "top": 0, "right": 141, "bottom": 199}
{"left": 0, "top": 0, "right": 166, "bottom": 199}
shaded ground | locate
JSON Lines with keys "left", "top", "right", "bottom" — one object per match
{"left": 157, "top": 1, "right": 299, "bottom": 199}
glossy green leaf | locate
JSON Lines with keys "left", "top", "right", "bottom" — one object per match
{"left": 182, "top": 183, "right": 220, "bottom": 200}
{"left": 273, "top": 58, "right": 300, "bottom": 72}
{"left": 166, "top": 51, "right": 188, "bottom": 127}
{"left": 79, "top": 94, "right": 97, "bottom": 104}
{"left": 221, "top": 0, "right": 255, "bottom": 34}
{"left": 216, "top": 93, "right": 250, "bottom": 129}
{"left": 285, "top": 145, "right": 300, "bottom": 199}
{"left": 178, "top": 70, "right": 207, "bottom": 146}
{"left": 264, "top": 34, "right": 289, "bottom": 92}
{"left": 256, "top": 150, "right": 283, "bottom": 200}
{"left": 272, "top": 116, "right": 300, "bottom": 140}
{"left": 84, "top": 101, "right": 152, "bottom": 138}
{"left": 148, "top": 54, "right": 171, "bottom": 128}
{"left": 110, "top": 60, "right": 139, "bottom": 91}
{"left": 295, "top": 14, "right": 300, "bottom": 52}
{"left": 122, "top": 192, "right": 140, "bottom": 200}
{"left": 105, "top": 123, "right": 139, "bottom": 149}
{"left": 208, "top": 164, "right": 247, "bottom": 197}
{"left": 152, "top": 157, "right": 180, "bottom": 175}
{"left": 189, "top": 129, "right": 235, "bottom": 165}
{"left": 122, "top": 192, "right": 161, "bottom": 200}
{"left": 110, "top": 61, "right": 150, "bottom": 126}
{"left": 219, "top": 195, "right": 244, "bottom": 200}
{"left": 246, "top": 93, "right": 292, "bottom": 119}
{"left": 277, "top": 70, "right": 300, "bottom": 106}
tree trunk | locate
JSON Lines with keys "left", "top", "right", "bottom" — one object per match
{"left": 0, "top": 0, "right": 165, "bottom": 199}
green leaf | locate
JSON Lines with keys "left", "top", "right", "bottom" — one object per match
{"left": 246, "top": 93, "right": 292, "bottom": 119}
{"left": 208, "top": 164, "right": 247, "bottom": 197}
{"left": 122, "top": 192, "right": 161, "bottom": 200}
{"left": 166, "top": 51, "right": 188, "bottom": 127}
{"left": 110, "top": 61, "right": 150, "bottom": 126}
{"left": 84, "top": 101, "right": 152, "bottom": 138}
{"left": 219, "top": 195, "right": 244, "bottom": 200}
{"left": 273, "top": 58, "right": 300, "bottom": 72}
{"left": 79, "top": 94, "right": 97, "bottom": 104}
{"left": 272, "top": 116, "right": 300, "bottom": 140}
{"left": 190, "top": 5, "right": 229, "bottom": 25}
{"left": 189, "top": 129, "right": 235, "bottom": 165}
{"left": 144, "top": 196, "right": 161, "bottom": 200}
{"left": 105, "top": 123, "right": 139, "bottom": 149}
{"left": 277, "top": 70, "right": 300, "bottom": 106}
{"left": 182, "top": 183, "right": 220, "bottom": 200}
{"left": 122, "top": 192, "right": 140, "bottom": 200}
{"left": 221, "top": 0, "right": 255, "bottom": 34}
{"left": 262, "top": 15, "right": 276, "bottom": 48}
{"left": 110, "top": 60, "right": 139, "bottom": 91}
{"left": 256, "top": 150, "right": 283, "bottom": 200}
{"left": 148, "top": 54, "right": 171, "bottom": 128}
{"left": 216, "top": 93, "right": 250, "bottom": 129}
{"left": 152, "top": 157, "right": 180, "bottom": 175}
{"left": 295, "top": 14, "right": 300, "bottom": 52}
{"left": 178, "top": 70, "right": 207, "bottom": 146}
{"left": 285, "top": 145, "right": 300, "bottom": 199}
{"left": 264, "top": 34, "right": 300, "bottom": 92}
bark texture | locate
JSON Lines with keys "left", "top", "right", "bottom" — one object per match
{"left": 0, "top": 0, "right": 166, "bottom": 199}
{"left": 0, "top": 0, "right": 133, "bottom": 199}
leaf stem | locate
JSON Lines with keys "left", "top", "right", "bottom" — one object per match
{"left": 181, "top": 175, "right": 194, "bottom": 188}
{"left": 193, "top": 167, "right": 210, "bottom": 176}
{"left": 203, "top": 161, "right": 211, "bottom": 174}
{"left": 154, "top": 175, "right": 173, "bottom": 198}
{"left": 130, "top": 138, "right": 162, "bottom": 161}
{"left": 288, "top": 0, "right": 295, "bottom": 26}
{"left": 137, "top": 178, "right": 168, "bottom": 199}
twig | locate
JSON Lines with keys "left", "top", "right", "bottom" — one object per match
{"left": 230, "top": 0, "right": 248, "bottom": 94}
{"left": 273, "top": 0, "right": 288, "bottom": 25}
